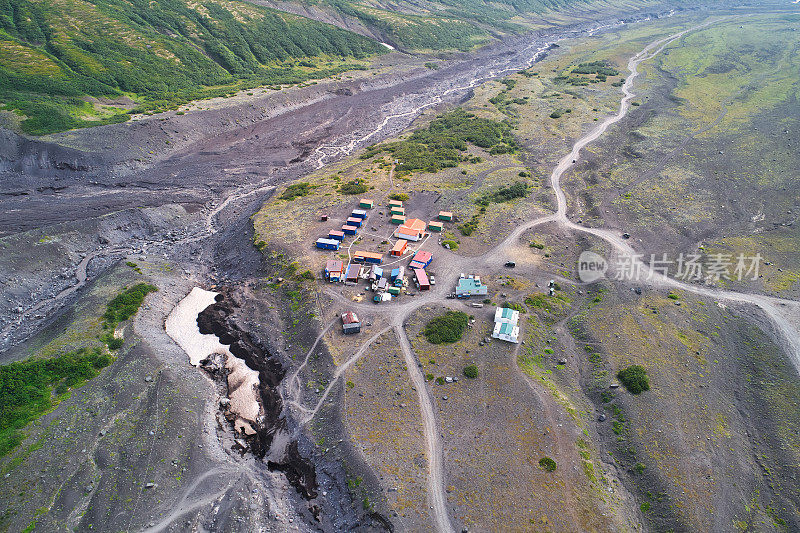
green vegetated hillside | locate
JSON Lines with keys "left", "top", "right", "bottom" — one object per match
{"left": 277, "top": 0, "right": 672, "bottom": 51}
{"left": 0, "top": 0, "right": 385, "bottom": 134}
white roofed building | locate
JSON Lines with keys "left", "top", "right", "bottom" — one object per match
{"left": 492, "top": 306, "right": 520, "bottom": 343}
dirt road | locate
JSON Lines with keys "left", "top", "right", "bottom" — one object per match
{"left": 395, "top": 325, "right": 454, "bottom": 533}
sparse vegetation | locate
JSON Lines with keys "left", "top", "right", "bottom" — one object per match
{"left": 422, "top": 311, "right": 469, "bottom": 344}
{"left": 617, "top": 365, "right": 650, "bottom": 394}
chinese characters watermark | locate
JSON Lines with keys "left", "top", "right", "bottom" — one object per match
{"left": 578, "top": 251, "right": 762, "bottom": 283}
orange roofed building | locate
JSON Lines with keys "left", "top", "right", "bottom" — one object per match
{"left": 393, "top": 218, "right": 426, "bottom": 242}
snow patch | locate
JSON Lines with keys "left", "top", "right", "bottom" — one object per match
{"left": 166, "top": 287, "right": 260, "bottom": 435}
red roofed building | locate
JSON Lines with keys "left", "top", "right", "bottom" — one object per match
{"left": 341, "top": 311, "right": 361, "bottom": 334}
{"left": 394, "top": 218, "right": 426, "bottom": 241}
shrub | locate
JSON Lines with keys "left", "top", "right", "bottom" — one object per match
{"left": 105, "top": 336, "right": 124, "bottom": 350}
{"left": 539, "top": 457, "right": 557, "bottom": 472}
{"left": 463, "top": 365, "right": 478, "bottom": 379}
{"left": 389, "top": 192, "right": 409, "bottom": 201}
{"left": 550, "top": 109, "right": 564, "bottom": 119}
{"left": 617, "top": 365, "right": 650, "bottom": 394}
{"left": 340, "top": 179, "right": 368, "bottom": 195}
{"left": 477, "top": 181, "right": 528, "bottom": 205}
{"left": 458, "top": 221, "right": 477, "bottom": 236}
{"left": 529, "top": 241, "right": 544, "bottom": 249}
{"left": 634, "top": 462, "right": 646, "bottom": 475}
{"left": 423, "top": 311, "right": 469, "bottom": 344}
{"left": 360, "top": 109, "right": 516, "bottom": 173}
{"left": 572, "top": 61, "right": 619, "bottom": 77}
{"left": 442, "top": 240, "right": 459, "bottom": 250}
{"left": 502, "top": 302, "right": 525, "bottom": 313}
{"left": 103, "top": 283, "right": 158, "bottom": 327}
{"left": 280, "top": 182, "right": 312, "bottom": 200}
{"left": 0, "top": 347, "right": 113, "bottom": 456}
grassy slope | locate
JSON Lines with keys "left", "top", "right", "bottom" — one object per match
{"left": 0, "top": 0, "right": 680, "bottom": 135}
{"left": 276, "top": 0, "right": 680, "bottom": 51}
{"left": 564, "top": 13, "right": 800, "bottom": 298}
{"left": 0, "top": 0, "right": 384, "bottom": 134}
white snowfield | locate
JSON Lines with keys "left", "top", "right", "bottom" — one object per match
{"left": 166, "top": 287, "right": 260, "bottom": 435}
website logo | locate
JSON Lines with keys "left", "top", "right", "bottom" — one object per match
{"left": 578, "top": 251, "right": 608, "bottom": 283}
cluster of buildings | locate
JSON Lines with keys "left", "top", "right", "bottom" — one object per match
{"left": 315, "top": 201, "right": 373, "bottom": 251}
{"left": 314, "top": 197, "right": 457, "bottom": 304}
{"left": 492, "top": 306, "right": 520, "bottom": 343}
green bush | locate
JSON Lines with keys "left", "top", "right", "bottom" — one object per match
{"left": 103, "top": 283, "right": 158, "bottom": 327}
{"left": 463, "top": 365, "right": 478, "bottom": 379}
{"left": 539, "top": 457, "right": 557, "bottom": 472}
{"left": 280, "top": 182, "right": 312, "bottom": 200}
{"left": 442, "top": 240, "right": 459, "bottom": 250}
{"left": 477, "top": 182, "right": 528, "bottom": 205}
{"left": 571, "top": 61, "right": 619, "bottom": 77}
{"left": 502, "top": 302, "right": 525, "bottom": 313}
{"left": 360, "top": 109, "right": 516, "bottom": 173}
{"left": 0, "top": 347, "right": 112, "bottom": 455}
{"left": 389, "top": 192, "right": 409, "bottom": 201}
{"left": 340, "top": 179, "right": 369, "bottom": 195}
{"left": 423, "top": 311, "right": 469, "bottom": 344}
{"left": 104, "top": 336, "right": 124, "bottom": 350}
{"left": 617, "top": 365, "right": 650, "bottom": 394}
